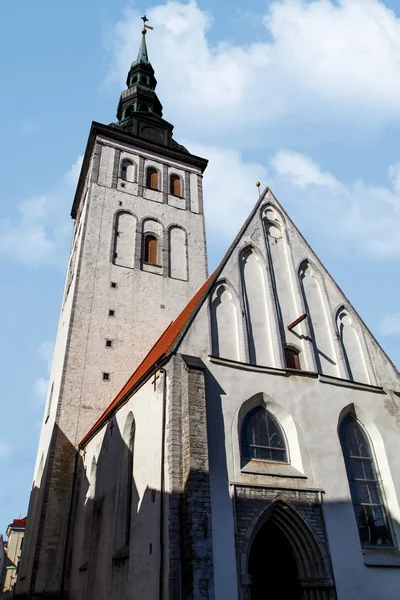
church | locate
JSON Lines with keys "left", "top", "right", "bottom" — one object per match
{"left": 16, "top": 21, "right": 400, "bottom": 600}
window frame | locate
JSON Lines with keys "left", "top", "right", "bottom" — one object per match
{"left": 284, "top": 346, "right": 301, "bottom": 370}
{"left": 241, "top": 406, "right": 288, "bottom": 465}
{"left": 339, "top": 414, "right": 393, "bottom": 548}
{"left": 146, "top": 167, "right": 159, "bottom": 191}
{"left": 169, "top": 174, "right": 182, "bottom": 197}
{"left": 120, "top": 159, "right": 136, "bottom": 183}
{"left": 143, "top": 233, "right": 159, "bottom": 266}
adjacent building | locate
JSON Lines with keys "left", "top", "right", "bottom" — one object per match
{"left": 16, "top": 23, "right": 400, "bottom": 600}
{"left": 2, "top": 518, "right": 26, "bottom": 598}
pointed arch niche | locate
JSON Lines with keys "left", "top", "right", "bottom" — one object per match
{"left": 211, "top": 283, "right": 240, "bottom": 361}
{"left": 336, "top": 308, "right": 370, "bottom": 383}
{"left": 239, "top": 247, "right": 273, "bottom": 367}
{"left": 169, "top": 226, "right": 188, "bottom": 280}
{"left": 114, "top": 413, "right": 136, "bottom": 552}
{"left": 81, "top": 457, "right": 97, "bottom": 567}
{"left": 299, "top": 261, "right": 338, "bottom": 376}
{"left": 113, "top": 211, "right": 136, "bottom": 269}
{"left": 262, "top": 205, "right": 299, "bottom": 366}
{"left": 238, "top": 498, "right": 336, "bottom": 600}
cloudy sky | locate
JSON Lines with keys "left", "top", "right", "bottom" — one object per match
{"left": 1, "top": 0, "right": 400, "bottom": 531}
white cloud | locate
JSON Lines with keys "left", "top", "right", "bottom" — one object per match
{"left": 186, "top": 143, "right": 268, "bottom": 238}
{"left": 379, "top": 312, "right": 400, "bottom": 335}
{"left": 388, "top": 162, "right": 400, "bottom": 193}
{"left": 0, "top": 441, "right": 13, "bottom": 459}
{"left": 0, "top": 157, "right": 80, "bottom": 266}
{"left": 107, "top": 0, "right": 400, "bottom": 141}
{"left": 271, "top": 151, "right": 339, "bottom": 189}
{"left": 270, "top": 150, "right": 400, "bottom": 259}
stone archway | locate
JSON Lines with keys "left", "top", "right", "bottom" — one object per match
{"left": 239, "top": 498, "right": 337, "bottom": 600}
{"left": 249, "top": 518, "right": 300, "bottom": 599}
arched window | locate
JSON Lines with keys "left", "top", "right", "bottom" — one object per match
{"left": 120, "top": 159, "right": 135, "bottom": 182}
{"left": 144, "top": 234, "right": 158, "bottom": 265}
{"left": 146, "top": 167, "right": 159, "bottom": 190}
{"left": 285, "top": 347, "right": 300, "bottom": 370}
{"left": 170, "top": 174, "right": 181, "bottom": 197}
{"left": 124, "top": 105, "right": 134, "bottom": 120}
{"left": 339, "top": 414, "right": 392, "bottom": 547}
{"left": 241, "top": 406, "right": 287, "bottom": 463}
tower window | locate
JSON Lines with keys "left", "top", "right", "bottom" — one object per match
{"left": 108, "top": 309, "right": 115, "bottom": 317}
{"left": 241, "top": 406, "right": 287, "bottom": 463}
{"left": 124, "top": 105, "right": 134, "bottom": 119}
{"left": 285, "top": 347, "right": 300, "bottom": 370}
{"left": 103, "top": 372, "right": 110, "bottom": 381}
{"left": 144, "top": 235, "right": 158, "bottom": 265}
{"left": 146, "top": 167, "right": 159, "bottom": 190}
{"left": 110, "top": 282, "right": 117, "bottom": 289}
{"left": 339, "top": 414, "right": 392, "bottom": 547}
{"left": 106, "top": 340, "right": 112, "bottom": 348}
{"left": 170, "top": 174, "right": 181, "bottom": 197}
{"left": 120, "top": 159, "right": 135, "bottom": 182}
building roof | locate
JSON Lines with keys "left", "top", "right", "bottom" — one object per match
{"left": 79, "top": 187, "right": 276, "bottom": 447}
{"left": 79, "top": 271, "right": 218, "bottom": 447}
{"left": 8, "top": 517, "right": 26, "bottom": 529}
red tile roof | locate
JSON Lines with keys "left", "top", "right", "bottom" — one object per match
{"left": 80, "top": 273, "right": 216, "bottom": 447}
{"left": 10, "top": 517, "right": 26, "bottom": 528}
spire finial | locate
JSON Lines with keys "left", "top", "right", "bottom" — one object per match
{"left": 141, "top": 14, "right": 154, "bottom": 35}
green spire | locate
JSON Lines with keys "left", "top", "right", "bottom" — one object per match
{"left": 132, "top": 31, "right": 150, "bottom": 67}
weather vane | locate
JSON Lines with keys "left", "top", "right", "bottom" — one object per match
{"left": 141, "top": 15, "right": 154, "bottom": 34}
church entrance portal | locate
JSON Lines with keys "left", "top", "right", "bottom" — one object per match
{"left": 248, "top": 519, "right": 301, "bottom": 600}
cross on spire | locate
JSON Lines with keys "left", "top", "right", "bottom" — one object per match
{"left": 141, "top": 14, "right": 154, "bottom": 34}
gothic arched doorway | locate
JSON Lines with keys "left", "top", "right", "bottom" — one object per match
{"left": 239, "top": 499, "right": 337, "bottom": 600}
{"left": 248, "top": 519, "right": 300, "bottom": 600}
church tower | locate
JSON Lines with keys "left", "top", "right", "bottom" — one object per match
{"left": 17, "top": 25, "right": 208, "bottom": 599}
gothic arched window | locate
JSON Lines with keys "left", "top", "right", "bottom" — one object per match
{"left": 339, "top": 414, "right": 392, "bottom": 547}
{"left": 170, "top": 174, "right": 181, "bottom": 197}
{"left": 241, "top": 406, "right": 287, "bottom": 463}
{"left": 285, "top": 347, "right": 301, "bottom": 370}
{"left": 146, "top": 167, "right": 159, "bottom": 190}
{"left": 144, "top": 234, "right": 158, "bottom": 265}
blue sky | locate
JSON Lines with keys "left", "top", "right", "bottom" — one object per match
{"left": 1, "top": 0, "right": 400, "bottom": 532}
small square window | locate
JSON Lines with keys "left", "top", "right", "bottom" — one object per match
{"left": 119, "top": 201, "right": 123, "bottom": 206}
{"left": 108, "top": 309, "right": 115, "bottom": 317}
{"left": 103, "top": 372, "right": 110, "bottom": 381}
{"left": 106, "top": 340, "right": 112, "bottom": 348}
{"left": 111, "top": 282, "right": 117, "bottom": 289}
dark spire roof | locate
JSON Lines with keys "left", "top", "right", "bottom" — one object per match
{"left": 132, "top": 32, "right": 150, "bottom": 66}
{"left": 114, "top": 26, "right": 189, "bottom": 153}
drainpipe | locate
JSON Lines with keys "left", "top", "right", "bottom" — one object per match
{"left": 159, "top": 368, "right": 167, "bottom": 600}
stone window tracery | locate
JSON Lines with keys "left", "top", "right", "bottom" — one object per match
{"left": 241, "top": 406, "right": 287, "bottom": 463}
{"left": 339, "top": 414, "right": 392, "bottom": 547}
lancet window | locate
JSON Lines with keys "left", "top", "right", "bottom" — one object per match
{"left": 339, "top": 414, "right": 392, "bottom": 547}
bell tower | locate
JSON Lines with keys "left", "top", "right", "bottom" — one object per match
{"left": 17, "top": 23, "right": 208, "bottom": 599}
